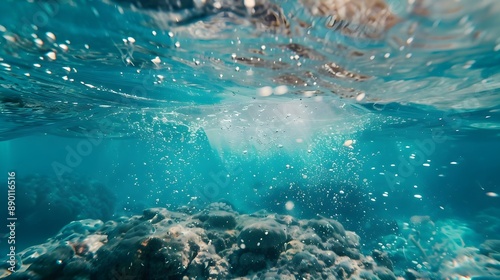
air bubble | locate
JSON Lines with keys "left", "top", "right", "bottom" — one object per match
{"left": 46, "top": 32, "right": 56, "bottom": 41}
{"left": 151, "top": 56, "right": 161, "bottom": 65}
{"left": 257, "top": 86, "right": 273, "bottom": 97}
{"left": 244, "top": 0, "right": 255, "bottom": 8}
{"left": 34, "top": 38, "right": 43, "bottom": 47}
{"left": 274, "top": 85, "right": 288, "bottom": 95}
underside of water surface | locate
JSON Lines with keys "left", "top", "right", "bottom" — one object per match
{"left": 0, "top": 0, "right": 499, "bottom": 279}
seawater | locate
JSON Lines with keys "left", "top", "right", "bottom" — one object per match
{"left": 0, "top": 0, "right": 499, "bottom": 279}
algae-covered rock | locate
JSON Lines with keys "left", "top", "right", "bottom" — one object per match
{"left": 373, "top": 266, "right": 397, "bottom": 280}
{"left": 480, "top": 239, "right": 500, "bottom": 256}
{"left": 7, "top": 203, "right": 478, "bottom": 280}
{"left": 194, "top": 210, "right": 237, "bottom": 229}
{"left": 27, "top": 245, "right": 74, "bottom": 278}
{"left": 238, "top": 219, "right": 287, "bottom": 254}
{"left": 308, "top": 218, "right": 346, "bottom": 241}
{"left": 372, "top": 249, "right": 394, "bottom": 271}
{"left": 292, "top": 252, "right": 323, "bottom": 273}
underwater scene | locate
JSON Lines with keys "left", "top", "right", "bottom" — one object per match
{"left": 0, "top": 0, "right": 499, "bottom": 279}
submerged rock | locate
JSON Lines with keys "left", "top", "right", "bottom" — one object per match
{"left": 372, "top": 249, "right": 394, "bottom": 271}
{"left": 194, "top": 210, "right": 237, "bottom": 229}
{"left": 26, "top": 245, "right": 74, "bottom": 278}
{"left": 4, "top": 203, "right": 489, "bottom": 279}
{"left": 238, "top": 219, "right": 287, "bottom": 254}
{"left": 373, "top": 266, "right": 397, "bottom": 280}
{"left": 480, "top": 239, "right": 500, "bottom": 257}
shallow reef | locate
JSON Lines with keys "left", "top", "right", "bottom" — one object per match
{"left": 1, "top": 203, "right": 499, "bottom": 279}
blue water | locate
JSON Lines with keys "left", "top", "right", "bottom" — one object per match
{"left": 0, "top": 0, "right": 499, "bottom": 278}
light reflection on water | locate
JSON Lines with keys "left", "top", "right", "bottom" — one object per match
{"left": 0, "top": 0, "right": 499, "bottom": 142}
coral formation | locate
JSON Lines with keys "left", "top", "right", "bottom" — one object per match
{"left": 370, "top": 215, "right": 500, "bottom": 279}
{"left": 3, "top": 204, "right": 499, "bottom": 279}
{"left": 3, "top": 203, "right": 395, "bottom": 280}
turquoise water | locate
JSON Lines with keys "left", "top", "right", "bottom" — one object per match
{"left": 0, "top": 0, "right": 499, "bottom": 279}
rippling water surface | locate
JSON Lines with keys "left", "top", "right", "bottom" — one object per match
{"left": 1, "top": 0, "right": 500, "bottom": 140}
{"left": 0, "top": 0, "right": 500, "bottom": 278}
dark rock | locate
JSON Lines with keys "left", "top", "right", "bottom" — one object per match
{"left": 405, "top": 268, "right": 423, "bottom": 280}
{"left": 470, "top": 277, "right": 500, "bottom": 280}
{"left": 185, "top": 250, "right": 229, "bottom": 279}
{"left": 228, "top": 250, "right": 267, "bottom": 276}
{"left": 145, "top": 238, "right": 187, "bottom": 278}
{"left": 206, "top": 201, "right": 236, "bottom": 212}
{"left": 143, "top": 208, "right": 167, "bottom": 223}
{"left": 373, "top": 266, "right": 397, "bottom": 280}
{"left": 0, "top": 254, "right": 22, "bottom": 271}
{"left": 308, "top": 218, "right": 346, "bottom": 241}
{"left": 194, "top": 210, "right": 237, "bottom": 229}
{"left": 336, "top": 260, "right": 355, "bottom": 277}
{"left": 54, "top": 219, "right": 103, "bottom": 241}
{"left": 372, "top": 249, "right": 394, "bottom": 271}
{"left": 27, "top": 245, "right": 74, "bottom": 278}
{"left": 480, "top": 239, "right": 500, "bottom": 256}
{"left": 292, "top": 252, "right": 323, "bottom": 273}
{"left": 258, "top": 268, "right": 295, "bottom": 279}
{"left": 238, "top": 219, "right": 287, "bottom": 255}
{"left": 361, "top": 259, "right": 375, "bottom": 270}
{"left": 122, "top": 222, "right": 154, "bottom": 239}
{"left": 206, "top": 231, "right": 227, "bottom": 253}
{"left": 345, "top": 231, "right": 361, "bottom": 248}
{"left": 239, "top": 252, "right": 267, "bottom": 273}
{"left": 105, "top": 217, "right": 146, "bottom": 239}
{"left": 93, "top": 225, "right": 199, "bottom": 279}
{"left": 491, "top": 253, "right": 500, "bottom": 261}
{"left": 298, "top": 229, "right": 322, "bottom": 246}
{"left": 4, "top": 271, "right": 42, "bottom": 280}
{"left": 61, "top": 258, "right": 92, "bottom": 278}
{"left": 275, "top": 214, "right": 300, "bottom": 226}
{"left": 326, "top": 238, "right": 361, "bottom": 259}
{"left": 360, "top": 269, "right": 380, "bottom": 280}
{"left": 317, "top": 250, "right": 336, "bottom": 267}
